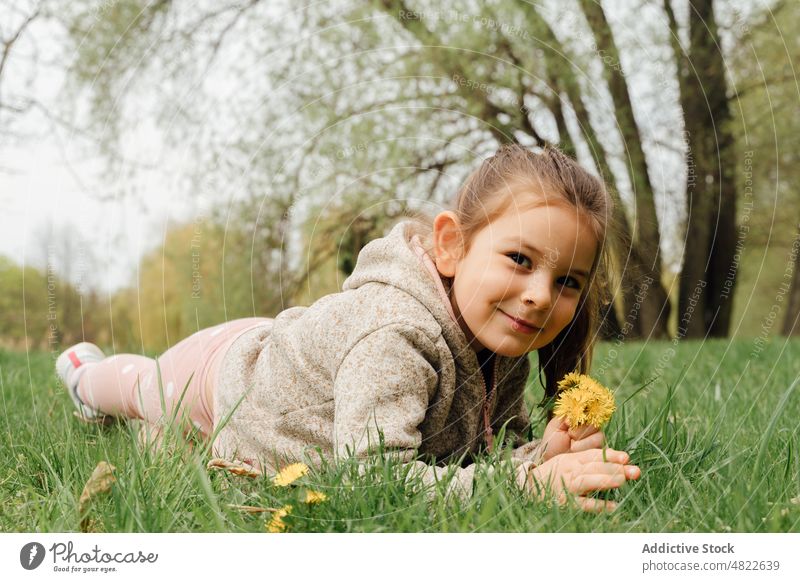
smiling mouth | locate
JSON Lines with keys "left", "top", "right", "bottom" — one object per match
{"left": 500, "top": 311, "right": 542, "bottom": 334}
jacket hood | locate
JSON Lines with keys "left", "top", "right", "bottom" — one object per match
{"left": 341, "top": 220, "right": 471, "bottom": 355}
{"left": 341, "top": 220, "right": 533, "bottom": 453}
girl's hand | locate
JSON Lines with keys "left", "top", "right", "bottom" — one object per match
{"left": 524, "top": 448, "right": 641, "bottom": 513}
{"left": 539, "top": 416, "right": 606, "bottom": 462}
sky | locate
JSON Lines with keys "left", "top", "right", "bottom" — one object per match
{"left": 0, "top": 6, "right": 196, "bottom": 294}
{"left": 0, "top": 140, "right": 182, "bottom": 294}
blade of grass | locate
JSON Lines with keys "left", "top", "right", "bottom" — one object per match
{"left": 754, "top": 375, "right": 800, "bottom": 475}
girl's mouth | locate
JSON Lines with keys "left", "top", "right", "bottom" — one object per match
{"left": 500, "top": 311, "right": 541, "bottom": 334}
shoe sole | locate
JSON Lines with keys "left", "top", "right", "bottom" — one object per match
{"left": 56, "top": 342, "right": 109, "bottom": 422}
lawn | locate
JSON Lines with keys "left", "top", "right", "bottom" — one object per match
{"left": 1, "top": 338, "right": 799, "bottom": 532}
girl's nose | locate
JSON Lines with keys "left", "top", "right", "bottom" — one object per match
{"left": 521, "top": 273, "right": 552, "bottom": 310}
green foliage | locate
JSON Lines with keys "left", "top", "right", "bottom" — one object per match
{"left": 64, "top": 0, "right": 171, "bottom": 142}
{"left": 723, "top": 1, "right": 800, "bottom": 338}
{"left": 0, "top": 255, "right": 106, "bottom": 351}
{"left": 105, "top": 217, "right": 280, "bottom": 354}
{"left": 730, "top": 2, "right": 800, "bottom": 244}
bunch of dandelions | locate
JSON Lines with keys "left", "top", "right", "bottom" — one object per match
{"left": 553, "top": 372, "right": 616, "bottom": 429}
{"left": 553, "top": 372, "right": 616, "bottom": 462}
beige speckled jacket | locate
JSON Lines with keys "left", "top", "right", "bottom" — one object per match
{"left": 212, "top": 220, "right": 543, "bottom": 499}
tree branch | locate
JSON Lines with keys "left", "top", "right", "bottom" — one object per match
{"left": 0, "top": 5, "right": 40, "bottom": 108}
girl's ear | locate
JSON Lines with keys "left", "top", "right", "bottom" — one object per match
{"left": 432, "top": 211, "right": 464, "bottom": 278}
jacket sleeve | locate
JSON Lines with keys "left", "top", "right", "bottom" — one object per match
{"left": 333, "top": 323, "right": 530, "bottom": 501}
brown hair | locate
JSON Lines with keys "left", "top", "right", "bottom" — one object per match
{"left": 405, "top": 144, "right": 619, "bottom": 407}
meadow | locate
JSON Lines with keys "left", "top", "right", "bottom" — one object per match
{"left": 1, "top": 338, "right": 798, "bottom": 533}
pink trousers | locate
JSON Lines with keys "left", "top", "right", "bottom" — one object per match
{"left": 76, "top": 317, "right": 272, "bottom": 439}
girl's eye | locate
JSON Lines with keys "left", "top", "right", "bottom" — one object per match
{"left": 557, "top": 276, "right": 582, "bottom": 291}
{"left": 507, "top": 253, "right": 532, "bottom": 269}
{"left": 507, "top": 253, "right": 582, "bottom": 291}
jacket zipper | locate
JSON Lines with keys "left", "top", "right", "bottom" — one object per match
{"left": 480, "top": 356, "right": 498, "bottom": 453}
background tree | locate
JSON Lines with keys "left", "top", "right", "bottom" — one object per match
{"left": 663, "top": 0, "right": 738, "bottom": 338}
{"left": 725, "top": 0, "right": 800, "bottom": 337}
{"left": 0, "top": 1, "right": 41, "bottom": 159}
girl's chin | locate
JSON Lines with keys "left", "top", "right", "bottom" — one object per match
{"left": 475, "top": 337, "right": 537, "bottom": 358}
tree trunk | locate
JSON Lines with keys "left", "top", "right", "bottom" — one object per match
{"left": 578, "top": 0, "right": 671, "bottom": 339}
{"left": 669, "top": 0, "right": 739, "bottom": 338}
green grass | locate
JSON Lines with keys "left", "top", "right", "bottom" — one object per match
{"left": 1, "top": 338, "right": 799, "bottom": 532}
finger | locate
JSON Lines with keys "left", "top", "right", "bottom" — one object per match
{"left": 570, "top": 472, "right": 626, "bottom": 494}
{"left": 625, "top": 465, "right": 641, "bottom": 481}
{"left": 583, "top": 461, "right": 627, "bottom": 476}
{"left": 579, "top": 462, "right": 640, "bottom": 482}
{"left": 568, "top": 425, "right": 598, "bottom": 440}
{"left": 575, "top": 496, "right": 617, "bottom": 513}
{"left": 578, "top": 448, "right": 630, "bottom": 465}
{"left": 570, "top": 432, "right": 605, "bottom": 452}
{"left": 549, "top": 416, "right": 570, "bottom": 432}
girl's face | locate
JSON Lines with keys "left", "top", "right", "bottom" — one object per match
{"left": 433, "top": 195, "right": 598, "bottom": 358}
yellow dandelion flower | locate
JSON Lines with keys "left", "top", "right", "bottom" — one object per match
{"left": 272, "top": 462, "right": 309, "bottom": 487}
{"left": 584, "top": 386, "right": 616, "bottom": 428}
{"left": 266, "top": 505, "right": 292, "bottom": 533}
{"left": 304, "top": 490, "right": 328, "bottom": 504}
{"left": 557, "top": 372, "right": 584, "bottom": 392}
{"left": 553, "top": 374, "right": 616, "bottom": 428}
{"left": 553, "top": 387, "right": 591, "bottom": 426}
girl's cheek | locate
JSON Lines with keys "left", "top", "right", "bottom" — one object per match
{"left": 555, "top": 299, "right": 578, "bottom": 321}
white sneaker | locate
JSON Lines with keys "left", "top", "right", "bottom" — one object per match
{"left": 55, "top": 342, "right": 111, "bottom": 423}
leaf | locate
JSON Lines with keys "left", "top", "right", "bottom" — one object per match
{"left": 78, "top": 461, "right": 116, "bottom": 532}
{"left": 207, "top": 458, "right": 261, "bottom": 478}
{"left": 226, "top": 504, "right": 279, "bottom": 514}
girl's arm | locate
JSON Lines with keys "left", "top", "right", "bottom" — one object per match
{"left": 333, "top": 323, "right": 528, "bottom": 501}
{"left": 331, "top": 324, "right": 638, "bottom": 508}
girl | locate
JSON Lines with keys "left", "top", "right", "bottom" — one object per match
{"left": 56, "top": 144, "right": 640, "bottom": 512}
